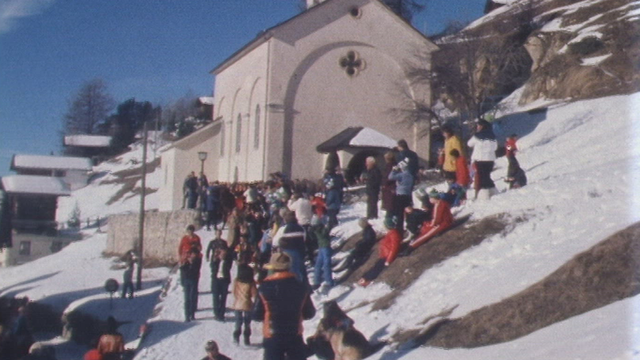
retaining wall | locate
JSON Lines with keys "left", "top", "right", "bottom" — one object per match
{"left": 107, "top": 210, "right": 201, "bottom": 265}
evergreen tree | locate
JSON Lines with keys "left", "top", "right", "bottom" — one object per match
{"left": 106, "top": 99, "right": 159, "bottom": 153}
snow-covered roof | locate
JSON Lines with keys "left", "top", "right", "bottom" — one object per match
{"left": 64, "top": 135, "right": 112, "bottom": 148}
{"left": 198, "top": 97, "right": 214, "bottom": 106}
{"left": 1, "top": 175, "right": 71, "bottom": 196}
{"left": 316, "top": 127, "right": 397, "bottom": 153}
{"left": 11, "top": 154, "right": 93, "bottom": 171}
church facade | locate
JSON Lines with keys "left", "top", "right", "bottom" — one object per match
{"left": 209, "top": 0, "right": 437, "bottom": 183}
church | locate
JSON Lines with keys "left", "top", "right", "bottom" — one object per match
{"left": 159, "top": 0, "right": 437, "bottom": 211}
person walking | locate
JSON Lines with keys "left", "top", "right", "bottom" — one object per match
{"left": 206, "top": 230, "right": 232, "bottom": 322}
{"left": 231, "top": 264, "right": 258, "bottom": 345}
{"left": 178, "top": 225, "right": 202, "bottom": 265}
{"left": 253, "top": 253, "right": 316, "bottom": 360}
{"left": 180, "top": 248, "right": 202, "bottom": 322}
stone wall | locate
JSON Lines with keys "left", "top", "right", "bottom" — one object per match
{"left": 106, "top": 210, "right": 200, "bottom": 265}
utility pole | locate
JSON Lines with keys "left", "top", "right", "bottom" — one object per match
{"left": 136, "top": 122, "right": 148, "bottom": 290}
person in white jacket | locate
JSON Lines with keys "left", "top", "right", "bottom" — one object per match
{"left": 467, "top": 119, "right": 498, "bottom": 199}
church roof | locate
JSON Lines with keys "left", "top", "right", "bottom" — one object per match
{"left": 316, "top": 126, "right": 397, "bottom": 153}
{"left": 64, "top": 135, "right": 112, "bottom": 148}
{"left": 210, "top": 0, "right": 438, "bottom": 75}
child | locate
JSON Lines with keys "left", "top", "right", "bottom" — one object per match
{"left": 357, "top": 216, "right": 402, "bottom": 287}
{"left": 311, "top": 216, "right": 333, "bottom": 290}
{"left": 404, "top": 189, "right": 454, "bottom": 254}
{"left": 442, "top": 173, "right": 467, "bottom": 207}
{"left": 404, "top": 205, "right": 431, "bottom": 241}
{"left": 201, "top": 340, "right": 231, "bottom": 360}
{"left": 231, "top": 264, "right": 257, "bottom": 345}
{"left": 505, "top": 152, "right": 527, "bottom": 189}
{"left": 449, "top": 148, "right": 470, "bottom": 188}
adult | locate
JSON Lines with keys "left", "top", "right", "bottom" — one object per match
{"left": 180, "top": 248, "right": 202, "bottom": 322}
{"left": 395, "top": 139, "right": 419, "bottom": 182}
{"left": 97, "top": 316, "right": 124, "bottom": 360}
{"left": 178, "top": 225, "right": 202, "bottom": 265}
{"left": 200, "top": 340, "right": 231, "bottom": 360}
{"left": 467, "top": 119, "right": 498, "bottom": 199}
{"left": 272, "top": 211, "right": 307, "bottom": 284}
{"left": 206, "top": 230, "right": 233, "bottom": 322}
{"left": 388, "top": 161, "right": 414, "bottom": 233}
{"left": 253, "top": 253, "right": 316, "bottom": 360}
{"left": 11, "top": 305, "right": 33, "bottom": 359}
{"left": 441, "top": 125, "right": 464, "bottom": 180}
{"left": 380, "top": 151, "right": 396, "bottom": 216}
{"left": 287, "top": 192, "right": 314, "bottom": 262}
{"left": 204, "top": 182, "right": 221, "bottom": 231}
{"left": 364, "top": 157, "right": 382, "bottom": 219}
{"left": 332, "top": 218, "right": 377, "bottom": 274}
{"left": 185, "top": 172, "right": 199, "bottom": 209}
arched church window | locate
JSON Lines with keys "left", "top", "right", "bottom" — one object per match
{"left": 220, "top": 121, "right": 225, "bottom": 156}
{"left": 339, "top": 50, "right": 366, "bottom": 77}
{"left": 236, "top": 114, "right": 242, "bottom": 153}
{"left": 254, "top": 105, "right": 261, "bottom": 149}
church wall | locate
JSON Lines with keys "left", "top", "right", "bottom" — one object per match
{"left": 213, "top": 43, "right": 270, "bottom": 182}
{"left": 266, "top": 0, "right": 434, "bottom": 179}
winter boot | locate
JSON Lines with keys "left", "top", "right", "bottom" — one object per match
{"left": 233, "top": 330, "right": 240, "bottom": 345}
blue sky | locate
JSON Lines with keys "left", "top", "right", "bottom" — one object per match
{"left": 0, "top": 0, "right": 485, "bottom": 177}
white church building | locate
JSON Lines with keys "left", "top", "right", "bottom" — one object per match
{"left": 159, "top": 0, "right": 437, "bottom": 211}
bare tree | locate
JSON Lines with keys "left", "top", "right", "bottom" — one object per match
{"left": 63, "top": 78, "right": 115, "bottom": 136}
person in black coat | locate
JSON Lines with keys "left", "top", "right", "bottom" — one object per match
{"left": 206, "top": 230, "right": 233, "bottom": 321}
{"left": 364, "top": 157, "right": 382, "bottom": 219}
{"left": 332, "top": 218, "right": 377, "bottom": 275}
{"left": 253, "top": 253, "right": 316, "bottom": 360}
{"left": 180, "top": 247, "right": 202, "bottom": 322}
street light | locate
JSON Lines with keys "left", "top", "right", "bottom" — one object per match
{"left": 198, "top": 151, "right": 208, "bottom": 174}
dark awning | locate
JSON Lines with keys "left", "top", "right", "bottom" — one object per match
{"left": 316, "top": 127, "right": 397, "bottom": 153}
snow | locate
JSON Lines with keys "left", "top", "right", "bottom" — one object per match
{"left": 11, "top": 154, "right": 93, "bottom": 171}
{"left": 64, "top": 135, "right": 112, "bottom": 148}
{"left": 581, "top": 53, "right": 612, "bottom": 66}
{"left": 349, "top": 127, "right": 398, "bottom": 149}
{"left": 1, "top": 175, "right": 71, "bottom": 196}
{"left": 1, "top": 92, "right": 640, "bottom": 359}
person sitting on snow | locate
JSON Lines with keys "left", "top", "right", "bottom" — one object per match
{"left": 332, "top": 218, "right": 378, "bottom": 274}
{"left": 441, "top": 173, "right": 467, "bottom": 207}
{"left": 404, "top": 205, "right": 431, "bottom": 241}
{"left": 402, "top": 189, "right": 454, "bottom": 256}
{"left": 357, "top": 216, "right": 402, "bottom": 287}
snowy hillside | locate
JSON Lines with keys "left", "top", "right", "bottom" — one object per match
{"left": 1, "top": 92, "right": 640, "bottom": 359}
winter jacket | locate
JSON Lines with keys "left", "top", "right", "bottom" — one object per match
{"left": 206, "top": 239, "right": 232, "bottom": 281}
{"left": 443, "top": 135, "right": 464, "bottom": 173}
{"left": 204, "top": 186, "right": 220, "bottom": 212}
{"left": 455, "top": 156, "right": 471, "bottom": 187}
{"left": 97, "top": 333, "right": 124, "bottom": 356}
{"left": 178, "top": 234, "right": 202, "bottom": 264}
{"left": 396, "top": 149, "right": 419, "bottom": 178}
{"left": 379, "top": 229, "right": 402, "bottom": 264}
{"left": 365, "top": 167, "right": 382, "bottom": 196}
{"left": 252, "top": 271, "right": 316, "bottom": 337}
{"left": 467, "top": 128, "right": 498, "bottom": 162}
{"left": 428, "top": 200, "right": 453, "bottom": 230}
{"left": 388, "top": 169, "right": 414, "bottom": 196}
{"left": 323, "top": 172, "right": 344, "bottom": 210}
{"left": 312, "top": 224, "right": 331, "bottom": 249}
{"left": 287, "top": 197, "right": 313, "bottom": 226}
{"left": 272, "top": 221, "right": 305, "bottom": 255}
{"left": 311, "top": 196, "right": 327, "bottom": 217}
{"left": 232, "top": 280, "right": 258, "bottom": 311}
{"left": 381, "top": 163, "right": 396, "bottom": 212}
{"left": 353, "top": 225, "right": 377, "bottom": 258}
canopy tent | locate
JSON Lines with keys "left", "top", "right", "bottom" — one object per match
{"left": 316, "top": 127, "right": 397, "bottom": 153}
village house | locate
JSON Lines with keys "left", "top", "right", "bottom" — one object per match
{"left": 0, "top": 175, "right": 79, "bottom": 267}
{"left": 11, "top": 154, "right": 93, "bottom": 191}
{"left": 158, "top": 0, "right": 437, "bottom": 211}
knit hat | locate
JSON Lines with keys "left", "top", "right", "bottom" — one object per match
{"left": 266, "top": 252, "right": 291, "bottom": 271}
{"left": 428, "top": 189, "right": 440, "bottom": 199}
{"left": 384, "top": 216, "right": 397, "bottom": 229}
{"left": 358, "top": 217, "right": 369, "bottom": 229}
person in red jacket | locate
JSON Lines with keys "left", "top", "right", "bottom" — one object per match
{"left": 450, "top": 149, "right": 470, "bottom": 188}
{"left": 357, "top": 217, "right": 402, "bottom": 287}
{"left": 403, "top": 189, "right": 453, "bottom": 255}
{"left": 178, "top": 224, "right": 202, "bottom": 264}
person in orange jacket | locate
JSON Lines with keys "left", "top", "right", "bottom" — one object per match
{"left": 357, "top": 217, "right": 402, "bottom": 287}
{"left": 178, "top": 224, "right": 202, "bottom": 264}
{"left": 450, "top": 149, "right": 470, "bottom": 188}
{"left": 403, "top": 189, "right": 453, "bottom": 255}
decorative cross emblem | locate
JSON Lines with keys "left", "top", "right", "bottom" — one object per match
{"left": 339, "top": 51, "right": 365, "bottom": 77}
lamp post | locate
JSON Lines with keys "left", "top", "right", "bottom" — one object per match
{"left": 198, "top": 151, "right": 208, "bottom": 174}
